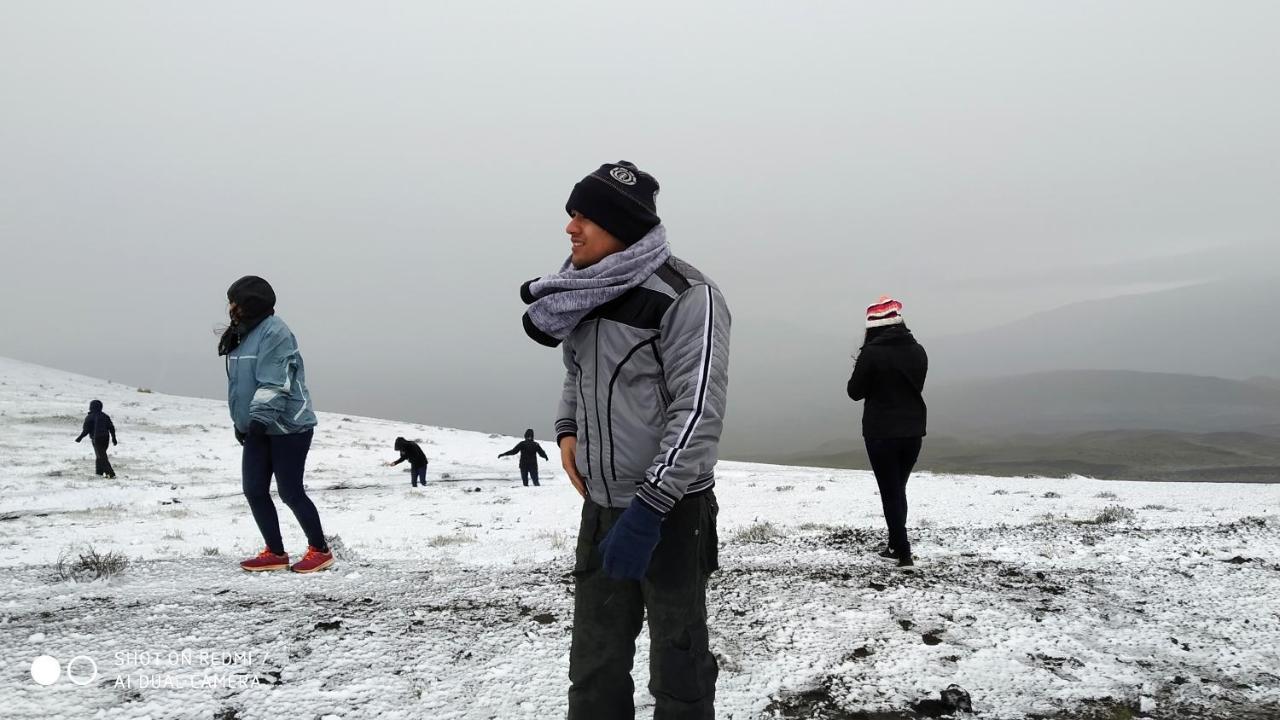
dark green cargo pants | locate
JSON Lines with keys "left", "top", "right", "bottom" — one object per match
{"left": 567, "top": 491, "right": 720, "bottom": 720}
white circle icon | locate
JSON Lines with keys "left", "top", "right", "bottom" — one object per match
{"left": 31, "top": 655, "right": 61, "bottom": 686}
{"left": 67, "top": 656, "right": 98, "bottom": 686}
{"left": 609, "top": 167, "right": 637, "bottom": 185}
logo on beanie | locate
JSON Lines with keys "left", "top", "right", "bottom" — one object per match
{"left": 609, "top": 166, "right": 638, "bottom": 185}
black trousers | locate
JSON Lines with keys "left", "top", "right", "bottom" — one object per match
{"left": 568, "top": 492, "right": 719, "bottom": 720}
{"left": 242, "top": 430, "right": 327, "bottom": 555}
{"left": 92, "top": 438, "right": 114, "bottom": 477}
{"left": 865, "top": 436, "right": 923, "bottom": 556}
{"left": 520, "top": 467, "right": 540, "bottom": 487}
{"left": 411, "top": 465, "right": 427, "bottom": 486}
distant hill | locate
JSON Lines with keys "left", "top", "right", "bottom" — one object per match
{"left": 927, "top": 278, "right": 1280, "bottom": 382}
{"left": 927, "top": 369, "right": 1280, "bottom": 437}
{"left": 746, "top": 369, "right": 1280, "bottom": 481}
{"left": 785, "top": 429, "right": 1280, "bottom": 483}
{"left": 1249, "top": 376, "right": 1280, "bottom": 392}
{"left": 721, "top": 278, "right": 1280, "bottom": 458}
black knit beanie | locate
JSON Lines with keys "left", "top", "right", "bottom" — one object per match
{"left": 565, "top": 161, "right": 661, "bottom": 246}
{"left": 227, "top": 276, "right": 277, "bottom": 320}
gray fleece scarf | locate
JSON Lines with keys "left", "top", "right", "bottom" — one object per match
{"left": 521, "top": 225, "right": 671, "bottom": 347}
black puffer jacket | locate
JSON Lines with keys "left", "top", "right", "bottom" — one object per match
{"left": 500, "top": 439, "right": 549, "bottom": 471}
{"left": 76, "top": 400, "right": 117, "bottom": 443}
{"left": 847, "top": 325, "right": 928, "bottom": 439}
{"left": 392, "top": 437, "right": 428, "bottom": 469}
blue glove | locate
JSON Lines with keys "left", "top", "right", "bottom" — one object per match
{"left": 599, "top": 502, "right": 663, "bottom": 580}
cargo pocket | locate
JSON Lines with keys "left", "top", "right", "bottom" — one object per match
{"left": 572, "top": 500, "right": 601, "bottom": 578}
{"left": 700, "top": 493, "right": 720, "bottom": 576}
{"left": 648, "top": 611, "right": 717, "bottom": 708}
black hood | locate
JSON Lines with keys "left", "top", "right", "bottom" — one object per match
{"left": 524, "top": 429, "right": 535, "bottom": 440}
{"left": 89, "top": 400, "right": 103, "bottom": 413}
{"left": 228, "top": 275, "right": 276, "bottom": 320}
{"left": 218, "top": 276, "right": 277, "bottom": 357}
{"left": 395, "top": 437, "right": 407, "bottom": 451}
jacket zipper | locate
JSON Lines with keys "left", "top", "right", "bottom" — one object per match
{"left": 593, "top": 321, "right": 612, "bottom": 507}
{"left": 572, "top": 358, "right": 593, "bottom": 492}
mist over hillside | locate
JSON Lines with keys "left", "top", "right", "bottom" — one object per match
{"left": 754, "top": 369, "right": 1280, "bottom": 482}
{"left": 787, "top": 429, "right": 1280, "bottom": 483}
{"left": 725, "top": 278, "right": 1280, "bottom": 471}
{"left": 925, "top": 278, "right": 1280, "bottom": 383}
{"left": 926, "top": 370, "right": 1280, "bottom": 437}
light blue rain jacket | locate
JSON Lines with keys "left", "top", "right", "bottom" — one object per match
{"left": 226, "top": 315, "right": 318, "bottom": 435}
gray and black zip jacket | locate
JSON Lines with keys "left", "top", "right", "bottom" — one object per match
{"left": 556, "top": 257, "right": 731, "bottom": 517}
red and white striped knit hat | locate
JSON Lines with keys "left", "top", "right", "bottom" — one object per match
{"left": 866, "top": 295, "right": 905, "bottom": 328}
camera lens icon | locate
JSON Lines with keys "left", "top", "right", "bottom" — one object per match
{"left": 67, "top": 656, "right": 99, "bottom": 686}
{"left": 30, "top": 655, "right": 98, "bottom": 686}
{"left": 31, "top": 656, "right": 61, "bottom": 686}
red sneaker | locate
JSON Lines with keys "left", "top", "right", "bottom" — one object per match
{"left": 290, "top": 546, "right": 334, "bottom": 574}
{"left": 240, "top": 548, "right": 289, "bottom": 572}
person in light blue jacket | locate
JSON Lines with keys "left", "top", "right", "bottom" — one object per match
{"left": 218, "top": 275, "right": 333, "bottom": 574}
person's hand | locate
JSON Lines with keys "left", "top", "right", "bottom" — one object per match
{"left": 75, "top": 437, "right": 82, "bottom": 443}
{"left": 112, "top": 439, "right": 118, "bottom": 446}
{"left": 559, "top": 437, "right": 586, "bottom": 499}
{"left": 599, "top": 502, "right": 663, "bottom": 580}
{"left": 234, "top": 428, "right": 246, "bottom": 446}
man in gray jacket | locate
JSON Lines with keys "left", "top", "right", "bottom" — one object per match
{"left": 521, "top": 161, "right": 730, "bottom": 720}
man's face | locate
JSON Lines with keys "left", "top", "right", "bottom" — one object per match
{"left": 566, "top": 212, "right": 626, "bottom": 269}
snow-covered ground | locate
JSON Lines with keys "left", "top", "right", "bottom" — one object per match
{"left": 1, "top": 356, "right": 1277, "bottom": 720}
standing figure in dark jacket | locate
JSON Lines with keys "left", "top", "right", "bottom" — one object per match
{"left": 75, "top": 400, "right": 118, "bottom": 479}
{"left": 389, "top": 436, "right": 429, "bottom": 487}
{"left": 521, "top": 162, "right": 730, "bottom": 720}
{"left": 847, "top": 296, "right": 928, "bottom": 568}
{"left": 498, "top": 429, "right": 549, "bottom": 487}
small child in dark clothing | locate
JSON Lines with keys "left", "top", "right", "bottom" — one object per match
{"left": 75, "top": 399, "right": 118, "bottom": 479}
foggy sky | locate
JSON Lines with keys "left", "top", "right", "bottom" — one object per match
{"left": 2, "top": 1, "right": 1278, "bottom": 449}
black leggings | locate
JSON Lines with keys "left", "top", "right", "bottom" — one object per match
{"left": 242, "top": 430, "right": 327, "bottom": 555}
{"left": 865, "top": 436, "right": 923, "bottom": 555}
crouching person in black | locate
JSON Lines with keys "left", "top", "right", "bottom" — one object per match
{"left": 389, "top": 437, "right": 429, "bottom": 487}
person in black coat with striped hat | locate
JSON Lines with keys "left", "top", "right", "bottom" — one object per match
{"left": 847, "top": 295, "right": 928, "bottom": 568}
